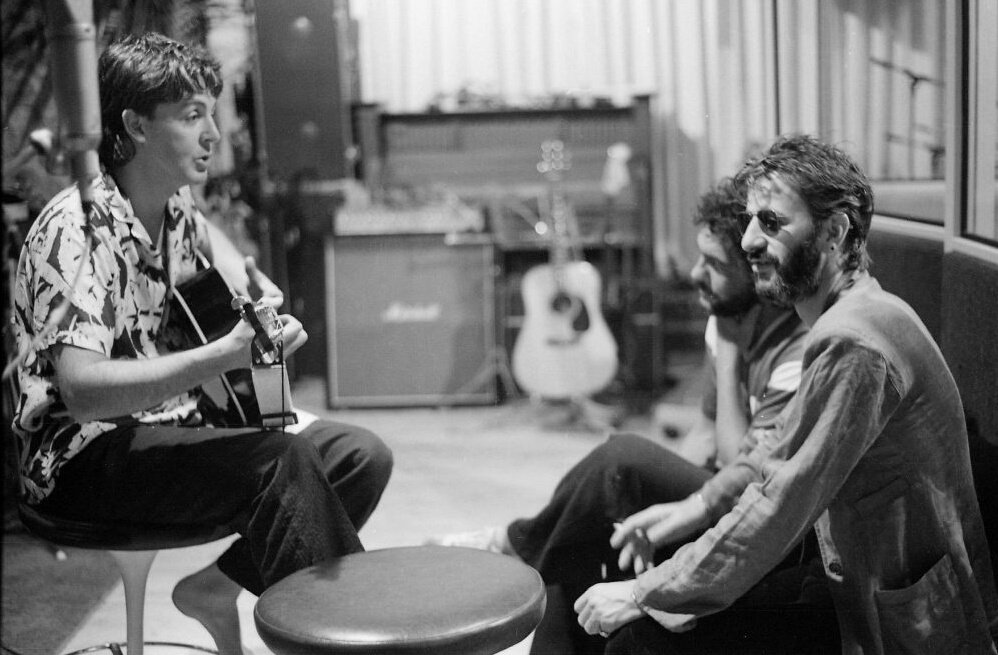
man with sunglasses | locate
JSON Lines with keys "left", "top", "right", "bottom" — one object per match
{"left": 430, "top": 177, "right": 839, "bottom": 653}
{"left": 577, "top": 134, "right": 998, "bottom": 654}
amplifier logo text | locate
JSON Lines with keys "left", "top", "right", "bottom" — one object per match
{"left": 381, "top": 301, "right": 442, "bottom": 323}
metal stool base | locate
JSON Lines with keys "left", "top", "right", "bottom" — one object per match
{"left": 65, "top": 641, "right": 218, "bottom": 655}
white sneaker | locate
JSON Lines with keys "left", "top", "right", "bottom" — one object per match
{"left": 425, "top": 526, "right": 516, "bottom": 556}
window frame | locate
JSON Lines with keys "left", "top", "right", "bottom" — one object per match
{"left": 946, "top": 0, "right": 998, "bottom": 255}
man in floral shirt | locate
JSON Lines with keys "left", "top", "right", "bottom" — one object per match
{"left": 11, "top": 33, "right": 392, "bottom": 654}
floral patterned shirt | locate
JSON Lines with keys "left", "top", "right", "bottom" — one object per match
{"left": 12, "top": 174, "right": 210, "bottom": 503}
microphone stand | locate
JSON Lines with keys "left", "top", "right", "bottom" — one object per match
{"left": 2, "top": 1, "right": 101, "bottom": 382}
{"left": 45, "top": 0, "right": 102, "bottom": 213}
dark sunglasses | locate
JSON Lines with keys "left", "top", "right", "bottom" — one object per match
{"left": 737, "top": 209, "right": 784, "bottom": 236}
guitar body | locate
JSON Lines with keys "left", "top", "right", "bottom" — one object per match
{"left": 169, "top": 267, "right": 296, "bottom": 427}
{"left": 512, "top": 260, "right": 618, "bottom": 399}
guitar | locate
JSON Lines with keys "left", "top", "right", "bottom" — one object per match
{"left": 169, "top": 265, "right": 298, "bottom": 427}
{"left": 511, "top": 140, "right": 619, "bottom": 400}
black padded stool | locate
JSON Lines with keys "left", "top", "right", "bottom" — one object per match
{"left": 254, "top": 545, "right": 546, "bottom": 655}
{"left": 18, "top": 502, "right": 233, "bottom": 655}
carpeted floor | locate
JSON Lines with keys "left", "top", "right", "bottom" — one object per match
{"left": 1, "top": 517, "right": 119, "bottom": 655}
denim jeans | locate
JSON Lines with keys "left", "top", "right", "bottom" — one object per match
{"left": 36, "top": 419, "right": 393, "bottom": 595}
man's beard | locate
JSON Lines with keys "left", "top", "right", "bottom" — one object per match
{"left": 701, "top": 285, "right": 758, "bottom": 317}
{"left": 751, "top": 235, "right": 823, "bottom": 306}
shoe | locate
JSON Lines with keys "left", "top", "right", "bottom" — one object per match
{"left": 425, "top": 526, "right": 516, "bottom": 556}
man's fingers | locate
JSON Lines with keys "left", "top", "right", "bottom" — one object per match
{"left": 610, "top": 515, "right": 645, "bottom": 547}
{"left": 575, "top": 599, "right": 599, "bottom": 636}
{"left": 278, "top": 315, "right": 308, "bottom": 354}
{"left": 645, "top": 523, "right": 666, "bottom": 545}
{"left": 572, "top": 588, "right": 589, "bottom": 613}
{"left": 617, "top": 542, "right": 634, "bottom": 572}
{"left": 634, "top": 552, "right": 647, "bottom": 574}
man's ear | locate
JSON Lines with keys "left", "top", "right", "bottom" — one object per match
{"left": 121, "top": 109, "right": 145, "bottom": 144}
{"left": 825, "top": 213, "right": 850, "bottom": 250}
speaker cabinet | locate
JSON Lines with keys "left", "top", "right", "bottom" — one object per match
{"left": 325, "top": 235, "right": 497, "bottom": 407}
{"left": 254, "top": 0, "right": 355, "bottom": 181}
{"left": 254, "top": 0, "right": 357, "bottom": 376}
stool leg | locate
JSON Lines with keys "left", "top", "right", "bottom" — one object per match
{"left": 109, "top": 550, "right": 158, "bottom": 655}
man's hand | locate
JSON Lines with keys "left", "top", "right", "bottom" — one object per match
{"left": 245, "top": 256, "right": 283, "bottom": 308}
{"left": 227, "top": 313, "right": 308, "bottom": 364}
{"left": 574, "top": 581, "right": 645, "bottom": 638}
{"left": 611, "top": 496, "right": 710, "bottom": 573}
{"left": 276, "top": 314, "right": 308, "bottom": 357}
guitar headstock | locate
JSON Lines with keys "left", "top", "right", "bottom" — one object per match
{"left": 537, "top": 139, "right": 572, "bottom": 181}
{"left": 232, "top": 295, "right": 284, "bottom": 365}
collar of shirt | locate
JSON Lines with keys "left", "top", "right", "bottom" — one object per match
{"left": 743, "top": 302, "right": 803, "bottom": 364}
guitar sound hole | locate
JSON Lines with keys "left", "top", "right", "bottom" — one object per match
{"left": 551, "top": 292, "right": 571, "bottom": 313}
{"left": 550, "top": 292, "right": 591, "bottom": 332}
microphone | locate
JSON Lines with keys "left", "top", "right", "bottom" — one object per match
{"left": 44, "top": 0, "right": 102, "bottom": 210}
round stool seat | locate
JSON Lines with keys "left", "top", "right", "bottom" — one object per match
{"left": 18, "top": 503, "right": 233, "bottom": 551}
{"left": 254, "top": 545, "right": 546, "bottom": 655}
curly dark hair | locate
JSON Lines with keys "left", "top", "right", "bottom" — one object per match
{"left": 735, "top": 134, "right": 874, "bottom": 272}
{"left": 693, "top": 176, "right": 748, "bottom": 254}
{"left": 98, "top": 32, "right": 222, "bottom": 170}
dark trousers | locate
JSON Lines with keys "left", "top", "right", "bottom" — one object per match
{"left": 605, "top": 561, "right": 840, "bottom": 655}
{"left": 507, "top": 433, "right": 838, "bottom": 654}
{"left": 37, "top": 419, "right": 393, "bottom": 596}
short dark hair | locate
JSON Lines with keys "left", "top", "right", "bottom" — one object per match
{"left": 735, "top": 134, "right": 874, "bottom": 272}
{"left": 693, "top": 176, "right": 748, "bottom": 254}
{"left": 98, "top": 32, "right": 223, "bottom": 170}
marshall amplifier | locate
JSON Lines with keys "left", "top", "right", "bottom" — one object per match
{"left": 325, "top": 234, "right": 497, "bottom": 407}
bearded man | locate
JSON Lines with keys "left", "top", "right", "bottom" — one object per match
{"left": 578, "top": 135, "right": 998, "bottom": 655}
{"left": 431, "top": 176, "right": 836, "bottom": 653}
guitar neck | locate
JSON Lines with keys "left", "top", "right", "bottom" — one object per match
{"left": 538, "top": 140, "right": 577, "bottom": 275}
{"left": 548, "top": 184, "right": 573, "bottom": 270}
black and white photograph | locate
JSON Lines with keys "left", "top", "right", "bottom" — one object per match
{"left": 3, "top": 1, "right": 997, "bottom": 654}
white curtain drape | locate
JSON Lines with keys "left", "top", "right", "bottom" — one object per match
{"left": 351, "top": 0, "right": 777, "bottom": 275}
{"left": 349, "top": 0, "right": 945, "bottom": 273}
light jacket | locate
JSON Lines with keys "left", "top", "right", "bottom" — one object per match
{"left": 634, "top": 274, "right": 998, "bottom": 654}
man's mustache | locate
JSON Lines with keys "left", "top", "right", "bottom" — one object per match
{"left": 748, "top": 253, "right": 780, "bottom": 268}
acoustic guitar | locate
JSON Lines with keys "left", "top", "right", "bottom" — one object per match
{"left": 169, "top": 265, "right": 297, "bottom": 427}
{"left": 511, "top": 140, "right": 619, "bottom": 400}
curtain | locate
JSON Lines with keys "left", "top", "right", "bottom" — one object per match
{"left": 351, "top": 0, "right": 778, "bottom": 275}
